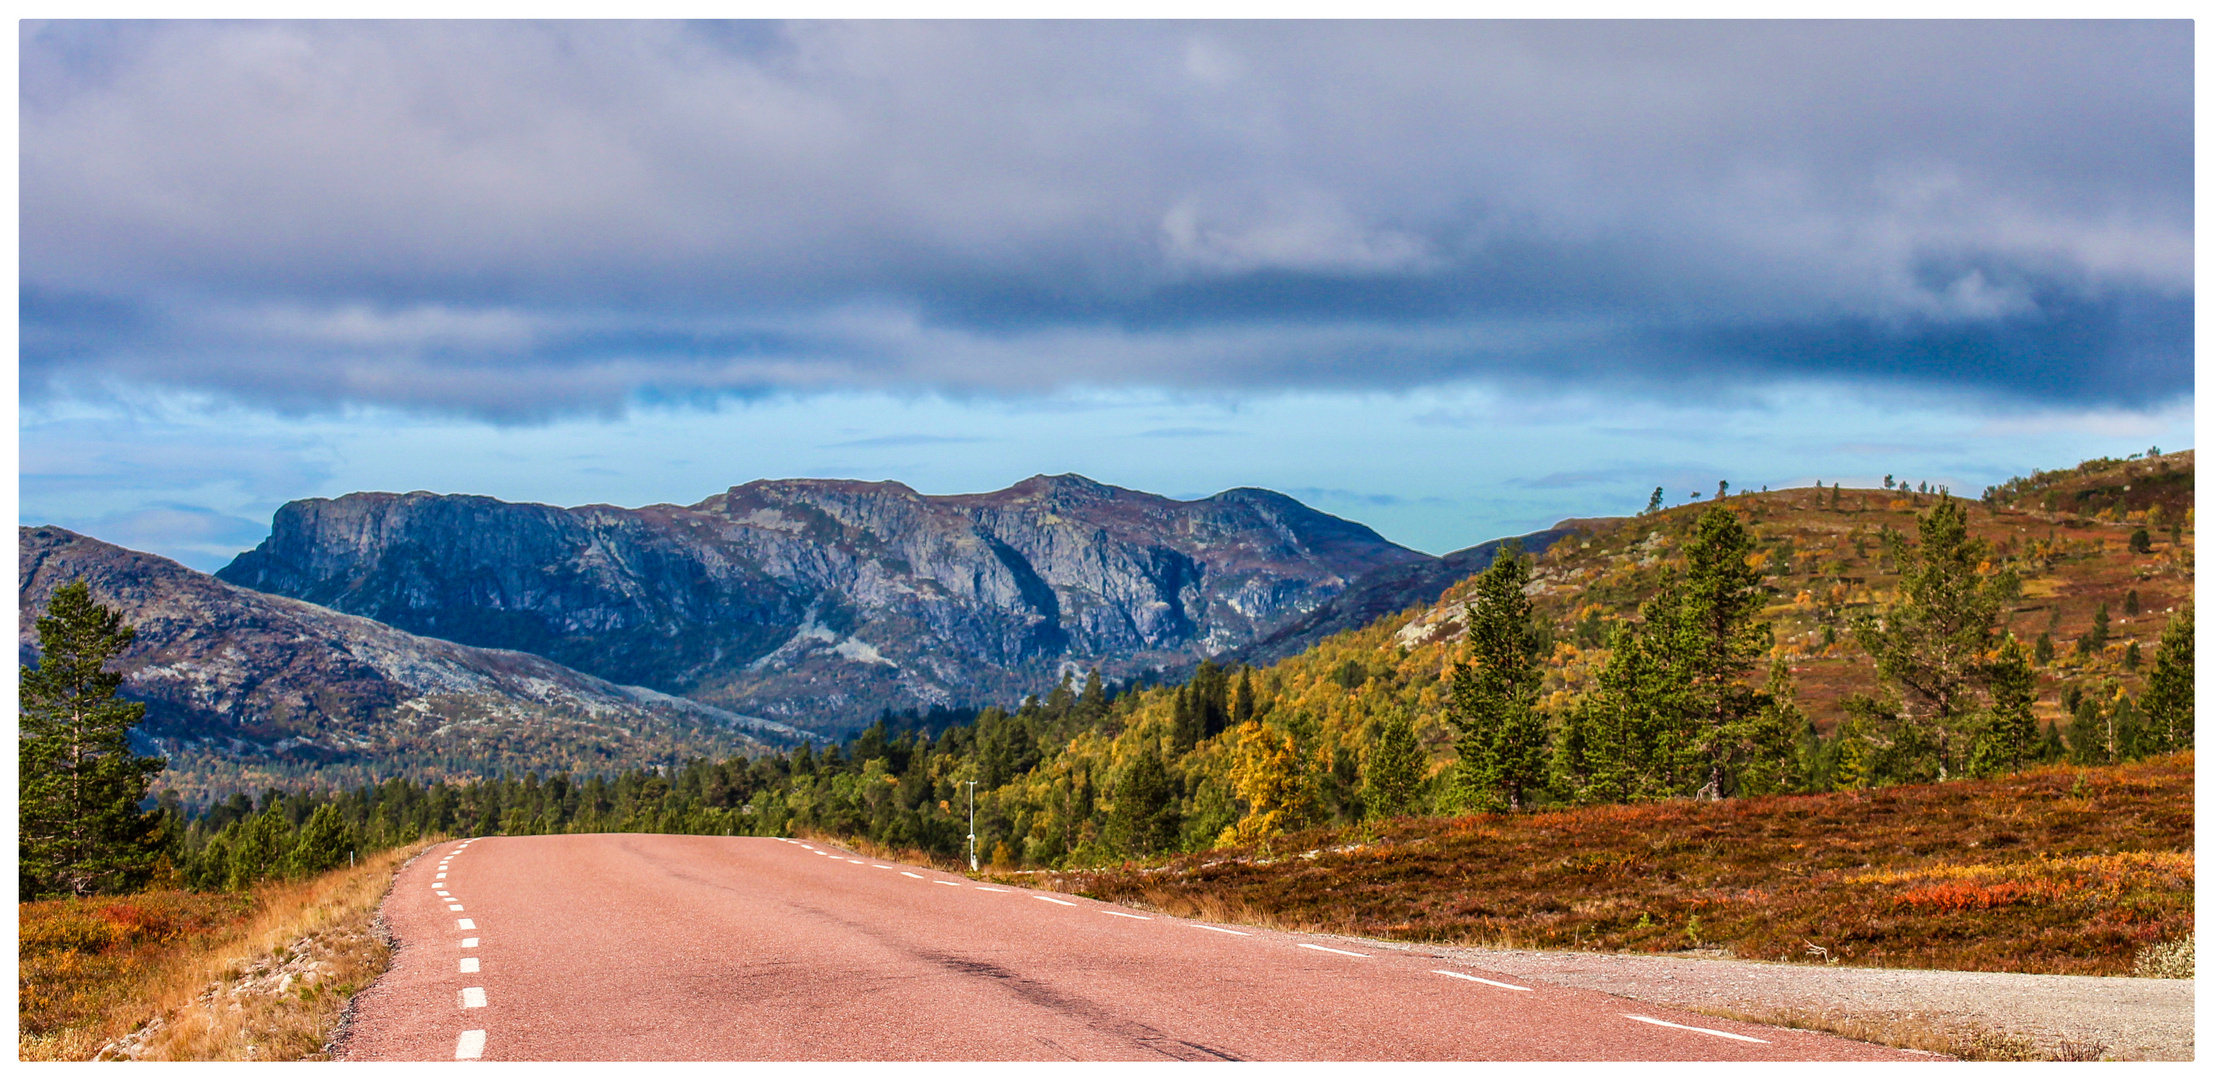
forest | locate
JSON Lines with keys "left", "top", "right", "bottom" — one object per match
{"left": 136, "top": 467, "right": 2194, "bottom": 891}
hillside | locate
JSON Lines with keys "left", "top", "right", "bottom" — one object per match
{"left": 1407, "top": 449, "right": 2195, "bottom": 736}
{"left": 20, "top": 526, "right": 816, "bottom": 805}
{"left": 1046, "top": 753, "right": 2193, "bottom": 979}
{"left": 638, "top": 450, "right": 2192, "bottom": 877}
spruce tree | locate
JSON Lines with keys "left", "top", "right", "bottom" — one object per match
{"left": 1446, "top": 550, "right": 1548, "bottom": 810}
{"left": 1362, "top": 707, "right": 1428, "bottom": 820}
{"left": 19, "top": 581, "right": 168, "bottom": 899}
{"left": 2137, "top": 610, "right": 2194, "bottom": 754}
{"left": 1108, "top": 744, "right": 1181, "bottom": 856}
{"left": 1969, "top": 637, "right": 2040, "bottom": 777}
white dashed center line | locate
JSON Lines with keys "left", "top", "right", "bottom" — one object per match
{"left": 457, "top": 918, "right": 475, "bottom": 930}
{"left": 459, "top": 957, "right": 480, "bottom": 973}
{"left": 461, "top": 937, "right": 479, "bottom": 948}
{"left": 1190, "top": 924, "right": 1251, "bottom": 936}
{"left": 1033, "top": 896, "right": 1078, "bottom": 907}
{"left": 449, "top": 904, "right": 465, "bottom": 911}
{"left": 436, "top": 872, "right": 446, "bottom": 879}
{"left": 974, "top": 886, "right": 1011, "bottom": 893}
{"left": 1100, "top": 911, "right": 1151, "bottom": 920}
{"left": 460, "top": 987, "right": 488, "bottom": 1009}
{"left": 454, "top": 1030, "right": 485, "bottom": 1060}
{"left": 1432, "top": 970, "right": 1533, "bottom": 991}
{"left": 872, "top": 864, "right": 893, "bottom": 870}
{"left": 1622, "top": 1015, "right": 1771, "bottom": 1044}
{"left": 901, "top": 871, "right": 925, "bottom": 879}
{"left": 932, "top": 881, "right": 962, "bottom": 887}
{"left": 1297, "top": 943, "right": 1369, "bottom": 957}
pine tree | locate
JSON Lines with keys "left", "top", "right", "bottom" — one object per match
{"left": 1643, "top": 487, "right": 1664, "bottom": 515}
{"left": 2034, "top": 631, "right": 2055, "bottom": 665}
{"left": 1662, "top": 506, "right": 1773, "bottom": 798}
{"left": 1362, "top": 707, "right": 1428, "bottom": 820}
{"left": 2136, "top": 610, "right": 2193, "bottom": 754}
{"left": 1578, "top": 507, "right": 1776, "bottom": 801}
{"left": 19, "top": 581, "right": 168, "bottom": 899}
{"left": 2066, "top": 693, "right": 2107, "bottom": 765}
{"left": 290, "top": 802, "right": 357, "bottom": 875}
{"left": 1446, "top": 551, "right": 1548, "bottom": 810}
{"left": 1853, "top": 499, "right": 2019, "bottom": 777}
{"left": 1729, "top": 660, "right": 1805, "bottom": 795}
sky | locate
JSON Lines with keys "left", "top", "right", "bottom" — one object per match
{"left": 16, "top": 19, "right": 2197, "bottom": 571}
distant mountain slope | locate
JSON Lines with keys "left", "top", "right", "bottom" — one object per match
{"left": 216, "top": 474, "right": 1433, "bottom": 733}
{"left": 1227, "top": 526, "right": 1581, "bottom": 668}
{"left": 20, "top": 526, "right": 816, "bottom": 804}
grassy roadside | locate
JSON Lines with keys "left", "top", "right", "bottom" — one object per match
{"left": 1043, "top": 754, "right": 2193, "bottom": 978}
{"left": 19, "top": 840, "right": 434, "bottom": 1061}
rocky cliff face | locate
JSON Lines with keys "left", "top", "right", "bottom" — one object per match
{"left": 217, "top": 475, "right": 1431, "bottom": 733}
{"left": 21, "top": 526, "right": 813, "bottom": 803}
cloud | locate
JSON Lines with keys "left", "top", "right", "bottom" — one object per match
{"left": 1286, "top": 486, "right": 1449, "bottom": 508}
{"left": 43, "top": 503, "right": 273, "bottom": 571}
{"left": 821, "top": 433, "right": 992, "bottom": 448}
{"left": 18, "top": 20, "right": 2191, "bottom": 418}
{"left": 1137, "top": 426, "right": 1241, "bottom": 438}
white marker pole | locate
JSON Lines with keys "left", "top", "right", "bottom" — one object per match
{"left": 967, "top": 779, "right": 978, "bottom": 872}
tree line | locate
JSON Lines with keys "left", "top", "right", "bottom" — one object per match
{"left": 19, "top": 496, "right": 2197, "bottom": 898}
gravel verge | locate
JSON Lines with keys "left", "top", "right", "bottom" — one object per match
{"left": 1313, "top": 936, "right": 2193, "bottom": 1061}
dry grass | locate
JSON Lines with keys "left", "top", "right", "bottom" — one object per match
{"left": 1682, "top": 1003, "right": 2049, "bottom": 1061}
{"left": 1050, "top": 754, "right": 2193, "bottom": 978}
{"left": 19, "top": 841, "right": 433, "bottom": 1061}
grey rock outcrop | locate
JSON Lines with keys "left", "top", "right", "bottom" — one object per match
{"left": 21, "top": 526, "right": 814, "bottom": 803}
{"left": 218, "top": 474, "right": 1431, "bottom": 733}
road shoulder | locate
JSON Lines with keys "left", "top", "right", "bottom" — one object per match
{"left": 1316, "top": 937, "right": 2192, "bottom": 1061}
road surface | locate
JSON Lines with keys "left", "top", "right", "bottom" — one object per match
{"left": 340, "top": 834, "right": 1930, "bottom": 1061}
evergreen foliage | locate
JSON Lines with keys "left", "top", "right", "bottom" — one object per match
{"left": 2136, "top": 610, "right": 2194, "bottom": 754}
{"left": 1361, "top": 706, "right": 1428, "bottom": 820}
{"left": 19, "top": 582, "right": 169, "bottom": 899}
{"left": 1445, "top": 551, "right": 1548, "bottom": 810}
{"left": 1852, "top": 498, "right": 2020, "bottom": 778}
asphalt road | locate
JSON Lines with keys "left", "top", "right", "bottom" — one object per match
{"left": 339, "top": 834, "right": 1929, "bottom": 1061}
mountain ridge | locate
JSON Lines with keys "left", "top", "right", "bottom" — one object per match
{"left": 216, "top": 473, "right": 1439, "bottom": 733}
{"left": 20, "top": 525, "right": 816, "bottom": 804}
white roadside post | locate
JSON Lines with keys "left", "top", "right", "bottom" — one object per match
{"left": 967, "top": 779, "right": 978, "bottom": 872}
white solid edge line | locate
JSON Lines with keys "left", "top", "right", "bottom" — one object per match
{"left": 457, "top": 919, "right": 475, "bottom": 930}
{"left": 975, "top": 886, "right": 1011, "bottom": 892}
{"left": 901, "top": 871, "right": 925, "bottom": 879}
{"left": 455, "top": 1030, "right": 486, "bottom": 1060}
{"left": 1033, "top": 896, "right": 1079, "bottom": 906}
{"left": 1190, "top": 924, "right": 1251, "bottom": 935}
{"left": 1432, "top": 970, "right": 1533, "bottom": 991}
{"left": 1622, "top": 1014, "right": 1771, "bottom": 1044}
{"left": 1100, "top": 911, "right": 1152, "bottom": 920}
{"left": 460, "top": 987, "right": 488, "bottom": 1009}
{"left": 1298, "top": 943, "right": 1369, "bottom": 957}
